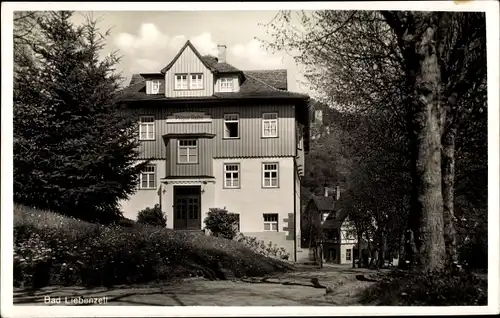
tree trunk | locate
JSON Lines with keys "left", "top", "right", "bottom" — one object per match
{"left": 442, "top": 129, "right": 458, "bottom": 266}
{"left": 318, "top": 244, "right": 323, "bottom": 269}
{"left": 406, "top": 19, "right": 447, "bottom": 271}
{"left": 398, "top": 230, "right": 406, "bottom": 269}
{"left": 355, "top": 231, "right": 361, "bottom": 268}
{"left": 378, "top": 229, "right": 386, "bottom": 268}
{"left": 367, "top": 238, "right": 373, "bottom": 268}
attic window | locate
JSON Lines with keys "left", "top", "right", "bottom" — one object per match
{"left": 190, "top": 74, "right": 203, "bottom": 89}
{"left": 220, "top": 78, "right": 233, "bottom": 92}
{"left": 175, "top": 74, "right": 188, "bottom": 90}
{"left": 151, "top": 80, "right": 161, "bottom": 94}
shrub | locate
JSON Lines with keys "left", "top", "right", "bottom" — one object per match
{"left": 235, "top": 233, "right": 291, "bottom": 261}
{"left": 115, "top": 217, "right": 136, "bottom": 228}
{"left": 137, "top": 204, "right": 166, "bottom": 227}
{"left": 14, "top": 204, "right": 292, "bottom": 289}
{"left": 204, "top": 208, "right": 239, "bottom": 240}
{"left": 359, "top": 269, "right": 487, "bottom": 306}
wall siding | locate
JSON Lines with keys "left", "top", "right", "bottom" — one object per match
{"left": 132, "top": 104, "right": 296, "bottom": 160}
{"left": 166, "top": 138, "right": 214, "bottom": 177}
{"left": 165, "top": 46, "right": 214, "bottom": 97}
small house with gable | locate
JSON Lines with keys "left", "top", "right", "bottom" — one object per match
{"left": 302, "top": 186, "right": 358, "bottom": 265}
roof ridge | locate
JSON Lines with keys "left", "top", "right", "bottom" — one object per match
{"left": 243, "top": 72, "right": 280, "bottom": 91}
{"left": 161, "top": 40, "right": 215, "bottom": 74}
{"left": 244, "top": 69, "right": 287, "bottom": 72}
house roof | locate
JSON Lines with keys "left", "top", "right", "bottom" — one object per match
{"left": 117, "top": 89, "right": 309, "bottom": 102}
{"left": 202, "top": 55, "right": 241, "bottom": 73}
{"left": 310, "top": 195, "right": 349, "bottom": 222}
{"left": 243, "top": 70, "right": 287, "bottom": 90}
{"left": 121, "top": 68, "right": 290, "bottom": 98}
{"left": 311, "top": 195, "right": 336, "bottom": 211}
{"left": 118, "top": 40, "right": 307, "bottom": 104}
{"left": 129, "top": 74, "right": 145, "bottom": 86}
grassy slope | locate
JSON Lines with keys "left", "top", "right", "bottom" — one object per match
{"left": 13, "top": 205, "right": 293, "bottom": 288}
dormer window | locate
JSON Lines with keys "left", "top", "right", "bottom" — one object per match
{"left": 220, "top": 78, "right": 233, "bottom": 92}
{"left": 175, "top": 74, "right": 188, "bottom": 90}
{"left": 190, "top": 74, "right": 203, "bottom": 89}
{"left": 151, "top": 80, "right": 161, "bottom": 94}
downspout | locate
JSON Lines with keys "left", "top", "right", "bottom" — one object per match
{"left": 293, "top": 104, "right": 299, "bottom": 263}
{"left": 293, "top": 166, "right": 297, "bottom": 262}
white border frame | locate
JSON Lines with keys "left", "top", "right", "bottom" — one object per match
{"left": 2, "top": 1, "right": 499, "bottom": 317}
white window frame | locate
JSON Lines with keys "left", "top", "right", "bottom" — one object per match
{"left": 178, "top": 139, "right": 198, "bottom": 164}
{"left": 262, "top": 113, "right": 278, "bottom": 138}
{"left": 262, "top": 162, "right": 279, "bottom": 188}
{"left": 139, "top": 164, "right": 156, "bottom": 190}
{"left": 346, "top": 248, "right": 352, "bottom": 261}
{"left": 220, "top": 77, "right": 233, "bottom": 92}
{"left": 223, "top": 163, "right": 240, "bottom": 189}
{"left": 175, "top": 74, "right": 188, "bottom": 90}
{"left": 139, "top": 116, "right": 155, "bottom": 141}
{"left": 151, "top": 80, "right": 161, "bottom": 94}
{"left": 263, "top": 213, "right": 278, "bottom": 232}
{"left": 190, "top": 73, "right": 203, "bottom": 90}
{"left": 223, "top": 114, "right": 239, "bottom": 138}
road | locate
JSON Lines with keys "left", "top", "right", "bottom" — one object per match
{"left": 14, "top": 264, "right": 385, "bottom": 306}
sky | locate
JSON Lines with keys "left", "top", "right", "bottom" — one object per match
{"left": 70, "top": 11, "right": 309, "bottom": 93}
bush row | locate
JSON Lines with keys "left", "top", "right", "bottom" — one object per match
{"left": 14, "top": 205, "right": 292, "bottom": 289}
{"left": 359, "top": 268, "right": 487, "bottom": 306}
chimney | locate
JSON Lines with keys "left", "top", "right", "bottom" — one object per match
{"left": 217, "top": 44, "right": 227, "bottom": 63}
{"left": 324, "top": 186, "right": 329, "bottom": 197}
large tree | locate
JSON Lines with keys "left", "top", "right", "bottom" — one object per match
{"left": 14, "top": 11, "right": 145, "bottom": 223}
{"left": 380, "top": 11, "right": 486, "bottom": 268}
{"left": 263, "top": 10, "right": 487, "bottom": 270}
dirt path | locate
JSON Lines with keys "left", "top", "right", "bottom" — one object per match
{"left": 14, "top": 265, "right": 386, "bottom": 306}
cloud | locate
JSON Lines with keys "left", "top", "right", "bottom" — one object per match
{"left": 230, "top": 39, "right": 284, "bottom": 68}
{"left": 169, "top": 35, "right": 187, "bottom": 49}
{"left": 112, "top": 22, "right": 287, "bottom": 86}
{"left": 190, "top": 32, "right": 218, "bottom": 56}
{"left": 133, "top": 58, "right": 162, "bottom": 72}
{"left": 115, "top": 25, "right": 218, "bottom": 58}
{"left": 114, "top": 23, "right": 170, "bottom": 56}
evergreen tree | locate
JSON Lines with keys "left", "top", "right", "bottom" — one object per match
{"left": 14, "top": 11, "right": 146, "bottom": 223}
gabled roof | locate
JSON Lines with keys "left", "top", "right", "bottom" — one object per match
{"left": 160, "top": 40, "right": 216, "bottom": 74}
{"left": 311, "top": 195, "right": 336, "bottom": 212}
{"left": 118, "top": 40, "right": 308, "bottom": 104}
{"left": 309, "top": 195, "right": 350, "bottom": 222}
